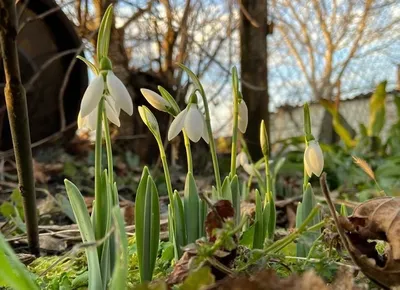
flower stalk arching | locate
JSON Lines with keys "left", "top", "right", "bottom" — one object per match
{"left": 178, "top": 64, "right": 222, "bottom": 195}
{"left": 230, "top": 66, "right": 240, "bottom": 177}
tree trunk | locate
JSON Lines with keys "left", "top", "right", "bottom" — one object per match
{"left": 240, "top": 0, "right": 269, "bottom": 161}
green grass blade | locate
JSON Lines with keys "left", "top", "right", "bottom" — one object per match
{"left": 109, "top": 206, "right": 128, "bottom": 290}
{"left": 173, "top": 190, "right": 187, "bottom": 258}
{"left": 64, "top": 179, "right": 103, "bottom": 290}
{"left": 184, "top": 173, "right": 200, "bottom": 243}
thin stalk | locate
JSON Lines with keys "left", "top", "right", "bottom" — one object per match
{"left": 155, "top": 137, "right": 174, "bottom": 204}
{"left": 303, "top": 232, "right": 324, "bottom": 266}
{"left": 199, "top": 93, "right": 222, "bottom": 195}
{"left": 94, "top": 99, "right": 104, "bottom": 242}
{"left": 230, "top": 90, "right": 239, "bottom": 176}
{"left": 102, "top": 109, "right": 114, "bottom": 195}
{"left": 264, "top": 155, "right": 271, "bottom": 201}
{"left": 182, "top": 130, "right": 193, "bottom": 173}
{"left": 0, "top": 0, "right": 39, "bottom": 255}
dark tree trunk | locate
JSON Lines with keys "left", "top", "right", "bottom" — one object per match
{"left": 240, "top": 0, "right": 269, "bottom": 161}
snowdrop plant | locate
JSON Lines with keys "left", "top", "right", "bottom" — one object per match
{"left": 296, "top": 103, "right": 322, "bottom": 257}
{"left": 63, "top": 6, "right": 132, "bottom": 289}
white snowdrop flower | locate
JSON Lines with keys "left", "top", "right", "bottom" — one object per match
{"left": 106, "top": 71, "right": 133, "bottom": 116}
{"left": 304, "top": 140, "right": 324, "bottom": 177}
{"left": 80, "top": 75, "right": 104, "bottom": 118}
{"left": 236, "top": 152, "right": 267, "bottom": 175}
{"left": 140, "top": 89, "right": 170, "bottom": 112}
{"left": 238, "top": 100, "right": 248, "bottom": 133}
{"left": 138, "top": 105, "right": 160, "bottom": 135}
{"left": 78, "top": 109, "right": 98, "bottom": 131}
{"left": 168, "top": 104, "right": 208, "bottom": 143}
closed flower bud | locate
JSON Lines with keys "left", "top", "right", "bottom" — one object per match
{"left": 138, "top": 105, "right": 160, "bottom": 135}
{"left": 260, "top": 120, "right": 269, "bottom": 156}
{"left": 238, "top": 100, "right": 248, "bottom": 133}
{"left": 140, "top": 88, "right": 170, "bottom": 112}
{"left": 304, "top": 140, "right": 324, "bottom": 177}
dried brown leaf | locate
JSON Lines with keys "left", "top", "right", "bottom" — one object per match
{"left": 321, "top": 174, "right": 400, "bottom": 289}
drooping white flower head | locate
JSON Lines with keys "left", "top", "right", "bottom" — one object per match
{"left": 238, "top": 100, "right": 248, "bottom": 133}
{"left": 304, "top": 140, "right": 324, "bottom": 177}
{"left": 140, "top": 89, "right": 170, "bottom": 112}
{"left": 168, "top": 104, "right": 209, "bottom": 143}
{"left": 78, "top": 70, "right": 133, "bottom": 130}
{"left": 106, "top": 71, "right": 133, "bottom": 116}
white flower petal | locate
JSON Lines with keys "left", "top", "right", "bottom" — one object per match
{"left": 199, "top": 112, "right": 209, "bottom": 143}
{"left": 107, "top": 71, "right": 133, "bottom": 116}
{"left": 184, "top": 106, "right": 203, "bottom": 142}
{"left": 80, "top": 75, "right": 104, "bottom": 117}
{"left": 304, "top": 154, "right": 313, "bottom": 177}
{"left": 105, "top": 99, "right": 121, "bottom": 127}
{"left": 140, "top": 88, "right": 170, "bottom": 112}
{"left": 77, "top": 112, "right": 86, "bottom": 129}
{"left": 238, "top": 101, "right": 248, "bottom": 133}
{"left": 236, "top": 152, "right": 249, "bottom": 167}
{"left": 168, "top": 108, "right": 188, "bottom": 140}
{"left": 304, "top": 141, "right": 324, "bottom": 177}
{"left": 87, "top": 107, "right": 98, "bottom": 131}
{"left": 243, "top": 164, "right": 256, "bottom": 175}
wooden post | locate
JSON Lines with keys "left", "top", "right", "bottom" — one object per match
{"left": 0, "top": 0, "right": 39, "bottom": 255}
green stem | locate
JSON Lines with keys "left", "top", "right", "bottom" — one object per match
{"left": 155, "top": 137, "right": 174, "bottom": 205}
{"left": 199, "top": 93, "right": 222, "bottom": 196}
{"left": 102, "top": 108, "right": 116, "bottom": 204}
{"left": 230, "top": 89, "right": 239, "bottom": 176}
{"left": 264, "top": 155, "right": 271, "bottom": 200}
{"left": 182, "top": 130, "right": 193, "bottom": 173}
{"left": 94, "top": 99, "right": 104, "bottom": 242}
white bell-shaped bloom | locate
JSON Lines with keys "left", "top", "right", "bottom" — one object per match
{"left": 80, "top": 75, "right": 104, "bottom": 117}
{"left": 238, "top": 100, "right": 248, "bottom": 133}
{"left": 304, "top": 140, "right": 324, "bottom": 177}
{"left": 140, "top": 89, "right": 170, "bottom": 112}
{"left": 236, "top": 151, "right": 267, "bottom": 175}
{"left": 78, "top": 95, "right": 120, "bottom": 130}
{"left": 168, "top": 104, "right": 209, "bottom": 143}
{"left": 106, "top": 71, "right": 133, "bottom": 116}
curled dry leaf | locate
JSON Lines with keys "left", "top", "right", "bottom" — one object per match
{"left": 205, "top": 200, "right": 235, "bottom": 242}
{"left": 321, "top": 173, "right": 400, "bottom": 289}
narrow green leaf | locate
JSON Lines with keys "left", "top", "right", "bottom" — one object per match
{"left": 221, "top": 176, "right": 232, "bottom": 202}
{"left": 267, "top": 190, "right": 276, "bottom": 240}
{"left": 230, "top": 175, "right": 240, "bottom": 225}
{"left": 109, "top": 206, "right": 129, "bottom": 290}
{"left": 340, "top": 203, "right": 348, "bottom": 217}
{"left": 0, "top": 233, "right": 39, "bottom": 290}
{"left": 168, "top": 205, "right": 179, "bottom": 261}
{"left": 198, "top": 199, "right": 207, "bottom": 238}
{"left": 64, "top": 180, "right": 103, "bottom": 290}
{"left": 252, "top": 190, "right": 264, "bottom": 249}
{"left": 211, "top": 186, "right": 218, "bottom": 201}
{"left": 368, "top": 81, "right": 387, "bottom": 136}
{"left": 173, "top": 190, "right": 187, "bottom": 258}
{"left": 100, "top": 171, "right": 111, "bottom": 285}
{"left": 148, "top": 177, "right": 160, "bottom": 279}
{"left": 296, "top": 202, "right": 306, "bottom": 257}
{"left": 184, "top": 173, "right": 200, "bottom": 243}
